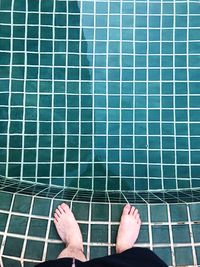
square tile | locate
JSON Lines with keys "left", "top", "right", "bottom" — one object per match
{"left": 91, "top": 224, "right": 108, "bottom": 243}
{"left": 91, "top": 203, "right": 109, "bottom": 221}
{"left": 189, "top": 203, "right": 200, "bottom": 222}
{"left": 4, "top": 236, "right": 24, "bottom": 257}
{"left": 137, "top": 225, "right": 149, "bottom": 244}
{"left": 90, "top": 246, "right": 108, "bottom": 259}
{"left": 12, "top": 194, "right": 32, "bottom": 214}
{"left": 8, "top": 215, "right": 28, "bottom": 235}
{"left": 174, "top": 247, "right": 194, "bottom": 266}
{"left": 150, "top": 205, "right": 168, "bottom": 222}
{"left": 48, "top": 221, "right": 60, "bottom": 240}
{"left": 46, "top": 243, "right": 65, "bottom": 261}
{"left": 25, "top": 240, "right": 44, "bottom": 260}
{"left": 192, "top": 224, "right": 200, "bottom": 243}
{"left": 2, "top": 257, "right": 22, "bottom": 267}
{"left": 111, "top": 204, "right": 124, "bottom": 222}
{"left": 196, "top": 246, "right": 200, "bottom": 265}
{"left": 32, "top": 197, "right": 51, "bottom": 217}
{"left": 172, "top": 225, "right": 191, "bottom": 243}
{"left": 153, "top": 247, "right": 172, "bottom": 266}
{"left": 72, "top": 202, "right": 89, "bottom": 221}
{"left": 0, "top": 212, "right": 8, "bottom": 231}
{"left": 0, "top": 192, "right": 13, "bottom": 210}
{"left": 111, "top": 224, "right": 118, "bottom": 244}
{"left": 24, "top": 262, "right": 36, "bottom": 267}
{"left": 170, "top": 204, "right": 188, "bottom": 222}
{"left": 152, "top": 225, "right": 170, "bottom": 244}
{"left": 79, "top": 223, "right": 89, "bottom": 243}
{"left": 28, "top": 218, "right": 48, "bottom": 238}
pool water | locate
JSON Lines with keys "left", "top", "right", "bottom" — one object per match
{"left": 0, "top": 0, "right": 200, "bottom": 266}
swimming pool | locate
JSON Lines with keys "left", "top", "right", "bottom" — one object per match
{"left": 0, "top": 0, "right": 200, "bottom": 266}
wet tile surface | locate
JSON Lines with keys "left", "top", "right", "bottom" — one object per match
{"left": 0, "top": 0, "right": 200, "bottom": 193}
{"left": 0, "top": 0, "right": 200, "bottom": 266}
{"left": 0, "top": 190, "right": 200, "bottom": 267}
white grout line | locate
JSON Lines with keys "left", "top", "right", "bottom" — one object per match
{"left": 63, "top": 0, "right": 68, "bottom": 189}
{"left": 19, "top": 0, "right": 28, "bottom": 182}
{"left": 49, "top": 0, "right": 56, "bottom": 187}
{"left": 5, "top": 0, "right": 15, "bottom": 179}
{"left": 166, "top": 203, "right": 176, "bottom": 266}
{"left": 146, "top": 0, "right": 150, "bottom": 191}
{"left": 133, "top": 0, "right": 136, "bottom": 190}
{"left": 107, "top": 192, "right": 111, "bottom": 255}
{"left": 20, "top": 196, "right": 35, "bottom": 264}
{"left": 86, "top": 192, "right": 93, "bottom": 260}
{"left": 41, "top": 198, "right": 54, "bottom": 262}
{"left": 78, "top": 0, "right": 83, "bottom": 189}
{"left": 105, "top": 0, "right": 109, "bottom": 191}
{"left": 147, "top": 203, "right": 153, "bottom": 251}
{"left": 186, "top": 0, "right": 192, "bottom": 190}
{"left": 187, "top": 204, "right": 198, "bottom": 266}
{"left": 0, "top": 193, "right": 15, "bottom": 266}
{"left": 91, "top": 0, "right": 95, "bottom": 191}
{"left": 34, "top": 0, "right": 41, "bottom": 184}
{"left": 118, "top": 0, "right": 122, "bottom": 192}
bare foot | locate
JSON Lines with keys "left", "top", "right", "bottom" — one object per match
{"left": 116, "top": 204, "right": 141, "bottom": 254}
{"left": 54, "top": 203, "right": 83, "bottom": 251}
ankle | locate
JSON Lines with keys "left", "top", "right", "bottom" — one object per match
{"left": 67, "top": 244, "right": 84, "bottom": 253}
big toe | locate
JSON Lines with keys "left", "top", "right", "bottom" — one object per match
{"left": 123, "top": 204, "right": 131, "bottom": 215}
{"left": 61, "top": 203, "right": 70, "bottom": 213}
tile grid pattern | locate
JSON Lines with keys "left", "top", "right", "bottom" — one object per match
{"left": 0, "top": 189, "right": 200, "bottom": 266}
{"left": 0, "top": 0, "right": 200, "bottom": 191}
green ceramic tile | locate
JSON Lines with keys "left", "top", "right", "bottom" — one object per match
{"left": 134, "top": 204, "right": 148, "bottom": 223}
{"left": 79, "top": 223, "right": 88, "bottom": 243}
{"left": 91, "top": 224, "right": 108, "bottom": 243}
{"left": 153, "top": 247, "right": 172, "bottom": 266}
{"left": 152, "top": 225, "right": 170, "bottom": 244}
{"left": 196, "top": 246, "right": 200, "bottom": 265}
{"left": 111, "top": 224, "right": 118, "bottom": 244}
{"left": 2, "top": 257, "right": 22, "bottom": 267}
{"left": 72, "top": 202, "right": 89, "bottom": 221}
{"left": 0, "top": 212, "right": 8, "bottom": 231}
{"left": 137, "top": 225, "right": 149, "bottom": 244}
{"left": 8, "top": 215, "right": 28, "bottom": 235}
{"left": 24, "top": 262, "right": 36, "bottom": 267}
{"left": 150, "top": 205, "right": 168, "bottom": 222}
{"left": 32, "top": 197, "right": 51, "bottom": 217}
{"left": 192, "top": 224, "right": 200, "bottom": 243}
{"left": 25, "top": 240, "right": 44, "bottom": 260}
{"left": 28, "top": 218, "right": 48, "bottom": 238}
{"left": 0, "top": 193, "right": 13, "bottom": 211}
{"left": 48, "top": 221, "right": 60, "bottom": 240}
{"left": 170, "top": 204, "right": 188, "bottom": 222}
{"left": 189, "top": 203, "right": 200, "bottom": 222}
{"left": 12, "top": 194, "right": 32, "bottom": 214}
{"left": 172, "top": 224, "right": 191, "bottom": 243}
{"left": 0, "top": 235, "right": 3, "bottom": 246}
{"left": 91, "top": 203, "right": 109, "bottom": 221}
{"left": 174, "top": 247, "right": 194, "bottom": 266}
{"left": 90, "top": 246, "right": 108, "bottom": 259}
{"left": 4, "top": 236, "right": 24, "bottom": 257}
{"left": 46, "top": 243, "right": 65, "bottom": 260}
{"left": 111, "top": 204, "right": 124, "bottom": 222}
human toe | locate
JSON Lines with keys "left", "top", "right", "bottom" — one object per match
{"left": 54, "top": 213, "right": 59, "bottom": 222}
{"left": 58, "top": 205, "right": 65, "bottom": 214}
{"left": 55, "top": 208, "right": 62, "bottom": 217}
{"left": 123, "top": 204, "right": 131, "bottom": 215}
{"left": 61, "top": 203, "right": 70, "bottom": 213}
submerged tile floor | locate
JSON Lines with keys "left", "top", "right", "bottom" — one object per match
{"left": 0, "top": 0, "right": 200, "bottom": 266}
{"left": 0, "top": 177, "right": 200, "bottom": 267}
